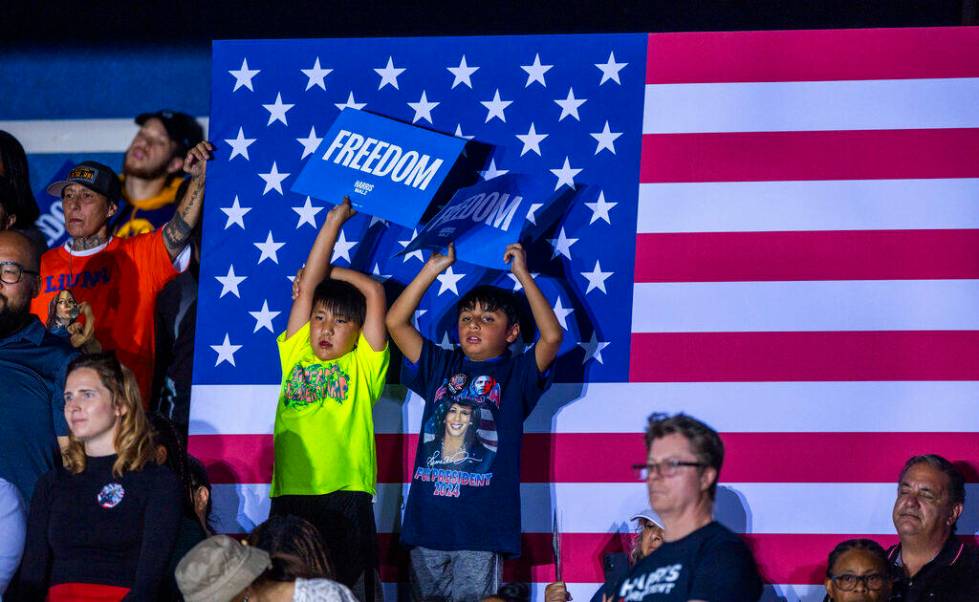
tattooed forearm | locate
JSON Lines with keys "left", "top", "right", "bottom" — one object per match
{"left": 162, "top": 212, "right": 193, "bottom": 258}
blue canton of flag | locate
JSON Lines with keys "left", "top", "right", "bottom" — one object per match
{"left": 195, "top": 34, "right": 648, "bottom": 387}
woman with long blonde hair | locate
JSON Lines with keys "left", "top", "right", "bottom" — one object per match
{"left": 19, "top": 352, "right": 183, "bottom": 601}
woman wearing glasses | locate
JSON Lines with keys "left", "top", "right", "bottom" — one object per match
{"left": 19, "top": 353, "right": 182, "bottom": 601}
{"left": 824, "top": 539, "right": 892, "bottom": 602}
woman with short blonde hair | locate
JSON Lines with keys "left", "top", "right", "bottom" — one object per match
{"left": 20, "top": 352, "right": 183, "bottom": 601}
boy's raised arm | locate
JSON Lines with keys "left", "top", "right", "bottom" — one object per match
{"left": 504, "top": 243, "right": 563, "bottom": 372}
{"left": 286, "top": 197, "right": 355, "bottom": 338}
{"left": 386, "top": 242, "right": 456, "bottom": 364}
{"left": 330, "top": 266, "right": 386, "bottom": 352}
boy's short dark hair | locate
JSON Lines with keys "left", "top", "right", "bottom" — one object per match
{"left": 457, "top": 285, "right": 519, "bottom": 327}
{"left": 312, "top": 278, "right": 366, "bottom": 325}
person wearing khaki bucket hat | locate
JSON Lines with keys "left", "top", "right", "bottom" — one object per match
{"left": 176, "top": 535, "right": 358, "bottom": 602}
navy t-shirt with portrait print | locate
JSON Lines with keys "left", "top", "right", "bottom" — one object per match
{"left": 612, "top": 521, "right": 763, "bottom": 602}
{"left": 400, "top": 338, "right": 551, "bottom": 556}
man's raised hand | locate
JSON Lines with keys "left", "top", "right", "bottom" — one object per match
{"left": 182, "top": 141, "right": 214, "bottom": 179}
{"left": 424, "top": 241, "right": 456, "bottom": 274}
{"left": 326, "top": 196, "right": 356, "bottom": 228}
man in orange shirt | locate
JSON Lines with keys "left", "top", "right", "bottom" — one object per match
{"left": 31, "top": 141, "right": 213, "bottom": 405}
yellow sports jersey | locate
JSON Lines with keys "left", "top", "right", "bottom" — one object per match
{"left": 273, "top": 322, "right": 389, "bottom": 497}
{"left": 114, "top": 176, "right": 184, "bottom": 238}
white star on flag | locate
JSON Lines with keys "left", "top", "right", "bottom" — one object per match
{"left": 555, "top": 87, "right": 587, "bottom": 121}
{"left": 480, "top": 159, "right": 509, "bottom": 180}
{"left": 301, "top": 57, "right": 333, "bottom": 91}
{"left": 249, "top": 300, "right": 281, "bottom": 333}
{"left": 371, "top": 264, "right": 392, "bottom": 282}
{"left": 258, "top": 162, "right": 290, "bottom": 195}
{"left": 548, "top": 227, "right": 579, "bottom": 260}
{"left": 590, "top": 121, "right": 622, "bottom": 155}
{"left": 447, "top": 55, "right": 479, "bottom": 89}
{"left": 578, "top": 331, "right": 611, "bottom": 364}
{"left": 331, "top": 230, "right": 358, "bottom": 263}
{"left": 595, "top": 51, "right": 628, "bottom": 85}
{"left": 437, "top": 332, "right": 456, "bottom": 351}
{"left": 516, "top": 123, "right": 548, "bottom": 157}
{"left": 220, "top": 195, "right": 252, "bottom": 230}
{"left": 375, "top": 56, "right": 406, "bottom": 90}
{"left": 521, "top": 53, "right": 553, "bottom": 87}
{"left": 454, "top": 124, "right": 474, "bottom": 140}
{"left": 585, "top": 190, "right": 617, "bottom": 224}
{"left": 215, "top": 264, "right": 247, "bottom": 299}
{"left": 526, "top": 203, "right": 543, "bottom": 225}
{"left": 481, "top": 89, "right": 512, "bottom": 123}
{"left": 506, "top": 272, "right": 539, "bottom": 292}
{"left": 552, "top": 296, "right": 574, "bottom": 330}
{"left": 369, "top": 216, "right": 389, "bottom": 228}
{"left": 291, "top": 197, "right": 323, "bottom": 229}
{"left": 254, "top": 231, "right": 285, "bottom": 264}
{"left": 436, "top": 266, "right": 467, "bottom": 296}
{"left": 224, "top": 127, "right": 255, "bottom": 161}
{"left": 335, "top": 91, "right": 367, "bottom": 112}
{"left": 211, "top": 334, "right": 242, "bottom": 367}
{"left": 550, "top": 156, "right": 582, "bottom": 190}
{"left": 297, "top": 126, "right": 323, "bottom": 159}
{"left": 412, "top": 309, "right": 427, "bottom": 329}
{"left": 398, "top": 229, "right": 425, "bottom": 263}
{"left": 408, "top": 91, "right": 439, "bottom": 124}
{"left": 229, "top": 58, "right": 259, "bottom": 92}
{"left": 580, "top": 260, "right": 613, "bottom": 294}
{"left": 262, "top": 92, "right": 294, "bottom": 126}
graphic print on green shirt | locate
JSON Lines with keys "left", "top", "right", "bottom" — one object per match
{"left": 283, "top": 362, "right": 350, "bottom": 408}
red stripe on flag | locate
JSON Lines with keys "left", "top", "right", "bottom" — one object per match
{"left": 646, "top": 27, "right": 979, "bottom": 84}
{"left": 633, "top": 230, "right": 979, "bottom": 282}
{"left": 630, "top": 331, "right": 979, "bottom": 382}
{"left": 639, "top": 129, "right": 979, "bottom": 183}
{"left": 379, "top": 532, "right": 979, "bottom": 585}
{"left": 190, "top": 432, "right": 979, "bottom": 484}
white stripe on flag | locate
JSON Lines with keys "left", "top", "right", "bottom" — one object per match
{"left": 190, "top": 381, "right": 979, "bottom": 436}
{"left": 0, "top": 117, "right": 209, "bottom": 153}
{"left": 636, "top": 180, "right": 979, "bottom": 233}
{"left": 643, "top": 78, "right": 979, "bottom": 133}
{"left": 632, "top": 280, "right": 979, "bottom": 333}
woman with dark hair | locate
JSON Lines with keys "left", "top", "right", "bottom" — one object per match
{"left": 423, "top": 398, "right": 493, "bottom": 472}
{"left": 176, "top": 535, "right": 358, "bottom": 602}
{"left": 249, "top": 514, "right": 335, "bottom": 579}
{"left": 0, "top": 130, "right": 46, "bottom": 253}
{"left": 824, "top": 538, "right": 892, "bottom": 602}
{"left": 19, "top": 353, "right": 183, "bottom": 601}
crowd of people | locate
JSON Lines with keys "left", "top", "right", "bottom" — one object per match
{"left": 1, "top": 114, "right": 978, "bottom": 602}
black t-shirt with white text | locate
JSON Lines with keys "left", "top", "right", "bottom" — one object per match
{"left": 612, "top": 521, "right": 762, "bottom": 602}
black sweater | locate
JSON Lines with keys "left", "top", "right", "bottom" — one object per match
{"left": 19, "top": 454, "right": 182, "bottom": 601}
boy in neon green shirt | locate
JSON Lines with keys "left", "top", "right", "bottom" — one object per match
{"left": 271, "top": 198, "right": 389, "bottom": 602}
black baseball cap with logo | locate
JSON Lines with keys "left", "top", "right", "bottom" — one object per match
{"left": 136, "top": 110, "right": 204, "bottom": 155}
{"left": 46, "top": 161, "right": 123, "bottom": 202}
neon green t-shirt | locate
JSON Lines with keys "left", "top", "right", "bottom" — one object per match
{"left": 272, "top": 322, "right": 390, "bottom": 497}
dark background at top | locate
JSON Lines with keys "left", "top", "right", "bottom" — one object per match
{"left": 4, "top": 0, "right": 975, "bottom": 44}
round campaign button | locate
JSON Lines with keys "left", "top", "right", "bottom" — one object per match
{"left": 97, "top": 482, "right": 125, "bottom": 509}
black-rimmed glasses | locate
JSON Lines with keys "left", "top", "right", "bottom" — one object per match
{"left": 0, "top": 261, "right": 39, "bottom": 285}
{"left": 632, "top": 460, "right": 706, "bottom": 480}
{"left": 830, "top": 573, "right": 887, "bottom": 592}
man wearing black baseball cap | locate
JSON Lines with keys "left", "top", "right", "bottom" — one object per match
{"left": 115, "top": 110, "right": 204, "bottom": 238}
{"left": 31, "top": 141, "right": 214, "bottom": 404}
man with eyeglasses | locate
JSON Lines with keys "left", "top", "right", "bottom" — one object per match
{"left": 887, "top": 454, "right": 979, "bottom": 601}
{"left": 0, "top": 231, "right": 77, "bottom": 505}
{"left": 611, "top": 413, "right": 761, "bottom": 602}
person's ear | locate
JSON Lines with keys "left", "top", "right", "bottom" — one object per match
{"left": 194, "top": 485, "right": 210, "bottom": 515}
{"left": 949, "top": 501, "right": 964, "bottom": 527}
{"left": 4, "top": 214, "right": 16, "bottom": 229}
{"left": 106, "top": 201, "right": 117, "bottom": 219}
{"left": 825, "top": 577, "right": 835, "bottom": 600}
{"left": 506, "top": 321, "right": 521, "bottom": 343}
{"left": 699, "top": 466, "right": 718, "bottom": 494}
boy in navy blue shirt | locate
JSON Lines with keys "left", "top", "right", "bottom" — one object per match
{"left": 387, "top": 242, "right": 563, "bottom": 601}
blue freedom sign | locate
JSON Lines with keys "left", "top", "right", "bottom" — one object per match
{"left": 292, "top": 109, "right": 466, "bottom": 228}
{"left": 404, "top": 173, "right": 556, "bottom": 269}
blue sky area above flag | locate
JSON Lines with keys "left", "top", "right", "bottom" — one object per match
{"left": 292, "top": 109, "right": 466, "bottom": 227}
{"left": 196, "top": 33, "right": 647, "bottom": 385}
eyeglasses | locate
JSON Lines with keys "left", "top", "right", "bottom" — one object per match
{"left": 0, "top": 261, "right": 39, "bottom": 285}
{"left": 632, "top": 460, "right": 706, "bottom": 480}
{"left": 831, "top": 573, "right": 887, "bottom": 592}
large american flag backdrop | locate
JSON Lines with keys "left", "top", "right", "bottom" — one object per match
{"left": 189, "top": 27, "right": 979, "bottom": 600}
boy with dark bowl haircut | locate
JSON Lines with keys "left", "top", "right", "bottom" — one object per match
{"left": 387, "top": 242, "right": 563, "bottom": 601}
{"left": 271, "top": 197, "right": 389, "bottom": 602}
